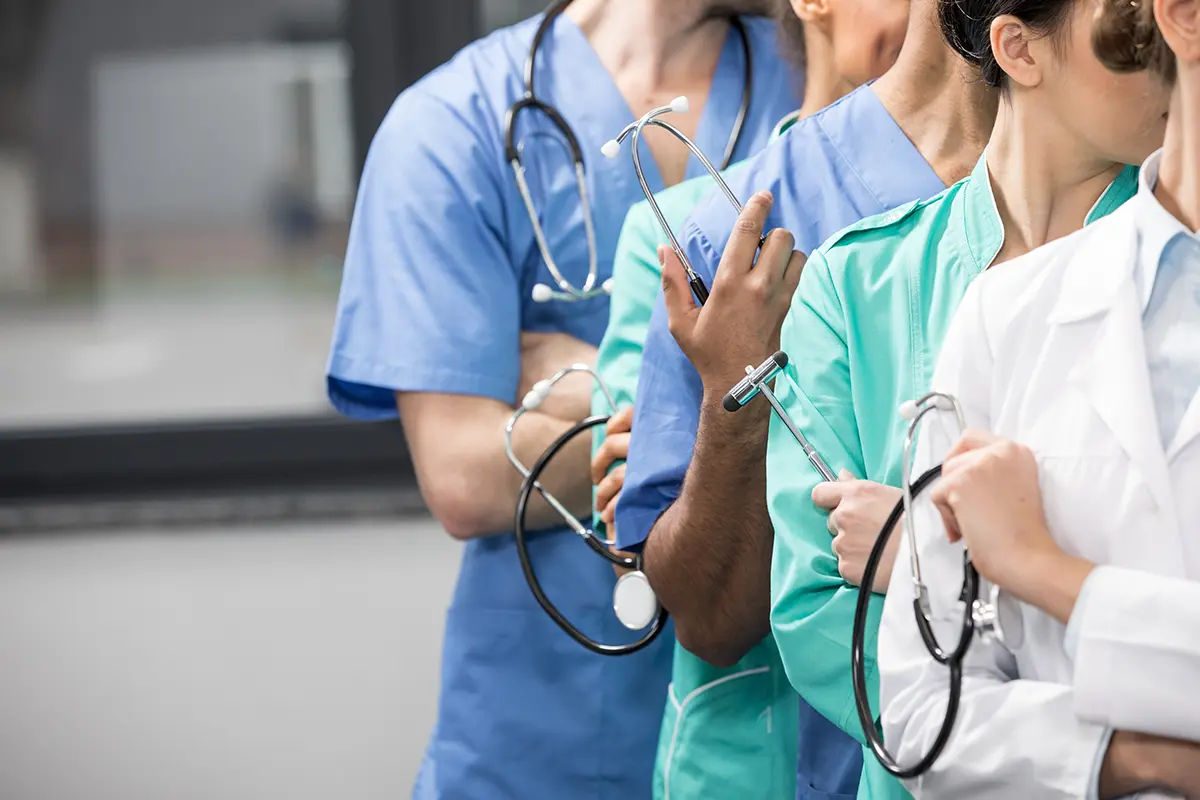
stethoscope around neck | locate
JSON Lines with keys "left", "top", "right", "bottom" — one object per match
{"left": 505, "top": 0, "right": 752, "bottom": 305}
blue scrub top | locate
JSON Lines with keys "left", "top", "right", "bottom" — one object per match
{"left": 325, "top": 13, "right": 801, "bottom": 800}
{"left": 612, "top": 85, "right": 947, "bottom": 799}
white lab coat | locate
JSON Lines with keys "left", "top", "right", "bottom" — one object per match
{"left": 878, "top": 202, "right": 1199, "bottom": 799}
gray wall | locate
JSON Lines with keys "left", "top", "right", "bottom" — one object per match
{"left": 0, "top": 516, "right": 459, "bottom": 800}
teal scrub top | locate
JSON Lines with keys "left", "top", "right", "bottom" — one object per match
{"left": 765, "top": 155, "right": 1139, "bottom": 798}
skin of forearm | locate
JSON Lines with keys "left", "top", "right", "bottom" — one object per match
{"left": 1004, "top": 547, "right": 1095, "bottom": 626}
{"left": 405, "top": 396, "right": 594, "bottom": 540}
{"left": 1100, "top": 731, "right": 1200, "bottom": 798}
{"left": 642, "top": 391, "right": 774, "bottom": 667}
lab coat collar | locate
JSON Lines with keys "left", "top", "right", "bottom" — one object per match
{"left": 1047, "top": 203, "right": 1140, "bottom": 325}
{"left": 1051, "top": 205, "right": 1181, "bottom": 523}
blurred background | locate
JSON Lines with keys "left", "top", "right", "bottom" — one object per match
{"left": 0, "top": 1, "right": 545, "bottom": 797}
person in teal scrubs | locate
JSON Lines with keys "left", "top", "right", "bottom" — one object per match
{"left": 611, "top": 0, "right": 996, "bottom": 797}
{"left": 589, "top": 1, "right": 912, "bottom": 794}
{"left": 324, "top": 2, "right": 801, "bottom": 797}
{"left": 763, "top": 0, "right": 1171, "bottom": 794}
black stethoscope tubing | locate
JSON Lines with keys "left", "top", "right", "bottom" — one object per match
{"left": 851, "top": 464, "right": 980, "bottom": 778}
{"left": 504, "top": 0, "right": 753, "bottom": 172}
{"left": 514, "top": 414, "right": 669, "bottom": 657}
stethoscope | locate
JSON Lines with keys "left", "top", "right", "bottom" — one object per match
{"left": 507, "top": 365, "right": 667, "bottom": 656}
{"left": 846, "top": 391, "right": 1025, "bottom": 778}
{"left": 724, "top": 364, "right": 1025, "bottom": 775}
{"left": 505, "top": 0, "right": 754, "bottom": 304}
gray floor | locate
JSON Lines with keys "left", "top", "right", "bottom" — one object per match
{"left": 0, "top": 515, "right": 460, "bottom": 800}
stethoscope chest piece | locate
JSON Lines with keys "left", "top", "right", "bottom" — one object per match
{"left": 613, "top": 570, "right": 659, "bottom": 631}
{"left": 973, "top": 584, "right": 1025, "bottom": 650}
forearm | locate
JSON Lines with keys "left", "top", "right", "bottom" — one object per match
{"left": 1100, "top": 731, "right": 1200, "bottom": 798}
{"left": 402, "top": 393, "right": 594, "bottom": 539}
{"left": 999, "top": 544, "right": 1095, "bottom": 626}
{"left": 643, "top": 391, "right": 774, "bottom": 666}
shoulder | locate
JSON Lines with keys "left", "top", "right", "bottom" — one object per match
{"left": 683, "top": 115, "right": 835, "bottom": 250}
{"left": 367, "top": 19, "right": 535, "bottom": 166}
{"left": 817, "top": 178, "right": 963, "bottom": 256}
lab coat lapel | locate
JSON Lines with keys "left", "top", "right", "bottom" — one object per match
{"left": 1058, "top": 217, "right": 1178, "bottom": 527}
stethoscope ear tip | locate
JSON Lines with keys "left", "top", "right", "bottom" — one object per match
{"left": 669, "top": 96, "right": 689, "bottom": 114}
{"left": 531, "top": 283, "right": 554, "bottom": 303}
{"left": 600, "top": 140, "right": 621, "bottom": 159}
{"left": 899, "top": 400, "right": 920, "bottom": 421}
{"left": 601, "top": 277, "right": 614, "bottom": 294}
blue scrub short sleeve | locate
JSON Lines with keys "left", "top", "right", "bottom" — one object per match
{"left": 612, "top": 217, "right": 718, "bottom": 550}
{"left": 327, "top": 88, "right": 521, "bottom": 420}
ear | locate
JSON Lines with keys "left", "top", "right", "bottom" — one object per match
{"left": 791, "top": 0, "right": 832, "bottom": 25}
{"left": 990, "top": 14, "right": 1044, "bottom": 88}
{"left": 1157, "top": 0, "right": 1200, "bottom": 61}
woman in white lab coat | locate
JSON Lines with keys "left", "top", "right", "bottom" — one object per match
{"left": 877, "top": 0, "right": 1200, "bottom": 795}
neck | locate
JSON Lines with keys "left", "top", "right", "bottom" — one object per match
{"left": 795, "top": 28, "right": 856, "bottom": 119}
{"left": 986, "top": 98, "right": 1124, "bottom": 264}
{"left": 1156, "top": 77, "right": 1200, "bottom": 232}
{"left": 871, "top": 0, "right": 998, "bottom": 185}
{"left": 565, "top": 0, "right": 729, "bottom": 85}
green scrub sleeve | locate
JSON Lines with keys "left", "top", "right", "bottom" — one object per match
{"left": 766, "top": 250, "right": 885, "bottom": 744}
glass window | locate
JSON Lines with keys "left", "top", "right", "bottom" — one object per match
{"left": 0, "top": 0, "right": 351, "bottom": 429}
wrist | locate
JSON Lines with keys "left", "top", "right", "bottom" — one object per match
{"left": 1007, "top": 540, "right": 1094, "bottom": 625}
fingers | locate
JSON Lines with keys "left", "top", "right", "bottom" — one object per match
{"left": 930, "top": 481, "right": 963, "bottom": 543}
{"left": 660, "top": 245, "right": 701, "bottom": 344}
{"left": 782, "top": 249, "right": 807, "bottom": 298}
{"left": 606, "top": 405, "right": 634, "bottom": 436}
{"left": 838, "top": 468, "right": 855, "bottom": 481}
{"left": 595, "top": 465, "right": 625, "bottom": 518}
{"left": 811, "top": 480, "right": 846, "bottom": 510}
{"left": 943, "top": 428, "right": 1001, "bottom": 462}
{"left": 591, "top": 434, "right": 630, "bottom": 484}
{"left": 720, "top": 191, "right": 774, "bottom": 276}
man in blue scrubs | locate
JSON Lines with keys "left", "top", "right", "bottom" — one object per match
{"left": 324, "top": 2, "right": 802, "bottom": 797}
{"left": 614, "top": 0, "right": 1001, "bottom": 795}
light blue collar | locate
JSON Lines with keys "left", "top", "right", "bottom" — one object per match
{"left": 1135, "top": 148, "right": 1195, "bottom": 310}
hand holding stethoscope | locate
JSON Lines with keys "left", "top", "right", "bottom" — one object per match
{"left": 506, "top": 365, "right": 668, "bottom": 656}
{"left": 850, "top": 393, "right": 1025, "bottom": 778}
{"left": 733, "top": 369, "right": 1024, "bottom": 777}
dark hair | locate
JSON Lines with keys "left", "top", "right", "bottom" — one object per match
{"left": 772, "top": 0, "right": 808, "bottom": 73}
{"left": 1092, "top": 0, "right": 1176, "bottom": 83}
{"left": 938, "top": 0, "right": 1074, "bottom": 87}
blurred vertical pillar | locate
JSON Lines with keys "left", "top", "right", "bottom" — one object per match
{"left": 345, "top": 0, "right": 480, "bottom": 177}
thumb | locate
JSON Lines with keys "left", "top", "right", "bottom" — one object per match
{"left": 660, "top": 245, "right": 700, "bottom": 339}
{"left": 838, "top": 469, "right": 856, "bottom": 482}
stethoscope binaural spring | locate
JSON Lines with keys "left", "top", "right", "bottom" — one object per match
{"left": 602, "top": 93, "right": 761, "bottom": 307}
{"left": 507, "top": 0, "right": 753, "bottom": 304}
{"left": 507, "top": 366, "right": 668, "bottom": 656}
{"left": 849, "top": 391, "right": 1025, "bottom": 778}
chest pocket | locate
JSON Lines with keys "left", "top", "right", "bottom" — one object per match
{"left": 1012, "top": 388, "right": 1143, "bottom": 568}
